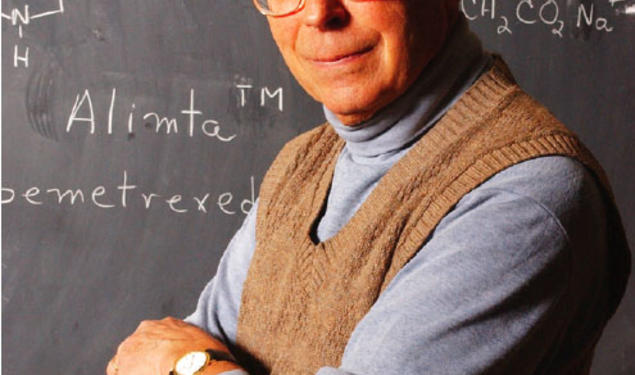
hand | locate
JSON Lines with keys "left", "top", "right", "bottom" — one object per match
{"left": 107, "top": 316, "right": 245, "bottom": 375}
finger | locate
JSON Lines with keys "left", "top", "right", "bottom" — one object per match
{"left": 135, "top": 319, "right": 153, "bottom": 332}
{"left": 115, "top": 338, "right": 129, "bottom": 357}
{"left": 106, "top": 357, "right": 118, "bottom": 375}
{"left": 161, "top": 316, "right": 187, "bottom": 328}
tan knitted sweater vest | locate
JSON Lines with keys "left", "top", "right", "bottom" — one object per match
{"left": 234, "top": 58, "right": 630, "bottom": 374}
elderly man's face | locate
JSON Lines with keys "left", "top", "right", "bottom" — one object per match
{"left": 267, "top": 0, "right": 456, "bottom": 125}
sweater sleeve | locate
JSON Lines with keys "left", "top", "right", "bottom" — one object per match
{"left": 183, "top": 199, "right": 259, "bottom": 351}
{"left": 316, "top": 156, "right": 609, "bottom": 375}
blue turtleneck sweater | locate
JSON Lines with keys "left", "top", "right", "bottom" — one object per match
{"left": 186, "top": 16, "right": 609, "bottom": 375}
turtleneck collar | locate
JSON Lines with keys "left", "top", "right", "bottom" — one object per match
{"left": 323, "top": 15, "right": 492, "bottom": 159}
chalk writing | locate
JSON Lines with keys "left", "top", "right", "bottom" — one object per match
{"left": 461, "top": 0, "right": 628, "bottom": 39}
{"left": 576, "top": 3, "right": 614, "bottom": 32}
{"left": 66, "top": 88, "right": 238, "bottom": 142}
{"left": 236, "top": 84, "right": 284, "bottom": 112}
{"left": 1, "top": 0, "right": 64, "bottom": 68}
{"left": 1, "top": 171, "right": 256, "bottom": 216}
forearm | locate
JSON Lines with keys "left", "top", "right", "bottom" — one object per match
{"left": 110, "top": 203, "right": 258, "bottom": 375}
{"left": 184, "top": 199, "right": 259, "bottom": 348}
{"left": 108, "top": 317, "right": 250, "bottom": 375}
{"left": 316, "top": 158, "right": 609, "bottom": 374}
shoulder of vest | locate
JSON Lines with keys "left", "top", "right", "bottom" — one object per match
{"left": 482, "top": 57, "right": 569, "bottom": 135}
{"left": 256, "top": 122, "right": 340, "bottom": 218}
{"left": 266, "top": 122, "right": 337, "bottom": 176}
{"left": 278, "top": 122, "right": 333, "bottom": 156}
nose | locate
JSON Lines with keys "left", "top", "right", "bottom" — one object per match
{"left": 301, "top": 0, "right": 350, "bottom": 30}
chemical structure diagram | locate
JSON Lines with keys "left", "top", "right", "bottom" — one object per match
{"left": 2, "top": 0, "right": 64, "bottom": 68}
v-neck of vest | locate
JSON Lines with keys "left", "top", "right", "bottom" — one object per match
{"left": 303, "top": 56, "right": 518, "bottom": 250}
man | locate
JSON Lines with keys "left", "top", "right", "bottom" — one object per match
{"left": 107, "top": 0, "right": 630, "bottom": 374}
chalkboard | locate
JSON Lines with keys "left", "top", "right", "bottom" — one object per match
{"left": 2, "top": 1, "right": 633, "bottom": 374}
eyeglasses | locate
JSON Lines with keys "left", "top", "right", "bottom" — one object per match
{"left": 252, "top": 0, "right": 306, "bottom": 17}
{"left": 253, "top": 0, "right": 372, "bottom": 18}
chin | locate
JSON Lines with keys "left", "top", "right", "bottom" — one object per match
{"left": 328, "top": 95, "right": 397, "bottom": 125}
{"left": 325, "top": 104, "right": 379, "bottom": 126}
{"left": 319, "top": 89, "right": 380, "bottom": 121}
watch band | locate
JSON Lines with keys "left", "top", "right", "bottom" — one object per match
{"left": 205, "top": 348, "right": 237, "bottom": 363}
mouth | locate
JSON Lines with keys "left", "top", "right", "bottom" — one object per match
{"left": 308, "top": 45, "right": 374, "bottom": 66}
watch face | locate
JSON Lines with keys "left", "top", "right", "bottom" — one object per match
{"left": 175, "top": 351, "right": 209, "bottom": 375}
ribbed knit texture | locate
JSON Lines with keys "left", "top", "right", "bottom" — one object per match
{"left": 233, "top": 58, "right": 630, "bottom": 375}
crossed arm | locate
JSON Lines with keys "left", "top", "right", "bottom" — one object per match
{"left": 108, "top": 157, "right": 609, "bottom": 375}
{"left": 106, "top": 317, "right": 246, "bottom": 375}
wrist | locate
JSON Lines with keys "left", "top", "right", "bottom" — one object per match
{"left": 170, "top": 349, "right": 245, "bottom": 375}
{"left": 197, "top": 365, "right": 229, "bottom": 375}
{"left": 195, "top": 360, "right": 246, "bottom": 375}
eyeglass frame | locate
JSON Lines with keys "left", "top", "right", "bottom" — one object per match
{"left": 252, "top": 0, "right": 306, "bottom": 17}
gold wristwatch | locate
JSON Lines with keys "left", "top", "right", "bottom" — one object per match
{"left": 170, "top": 349, "right": 214, "bottom": 375}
